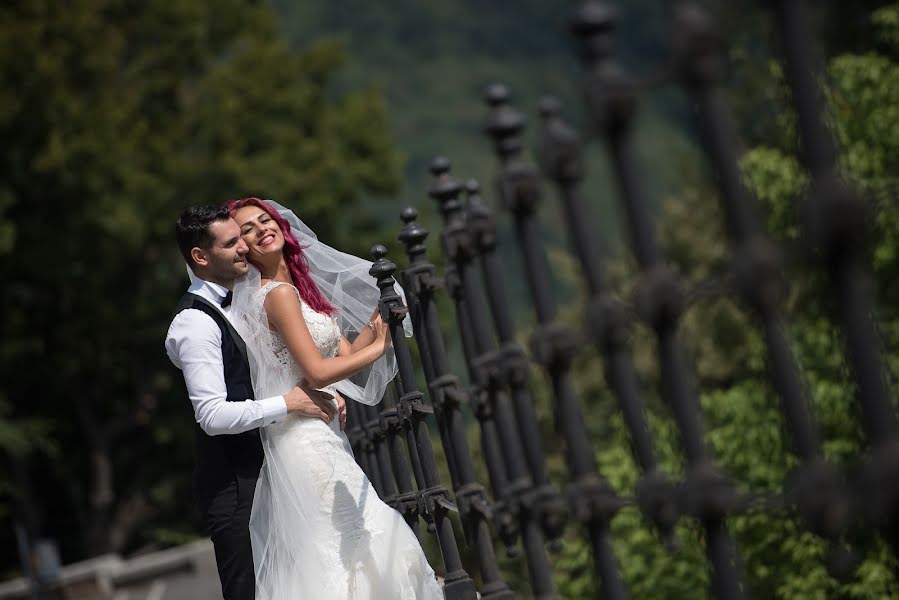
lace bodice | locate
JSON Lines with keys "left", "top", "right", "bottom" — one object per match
{"left": 261, "top": 281, "right": 341, "bottom": 381}
{"left": 248, "top": 283, "right": 443, "bottom": 600}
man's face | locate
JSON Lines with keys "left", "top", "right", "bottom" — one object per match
{"left": 196, "top": 218, "right": 249, "bottom": 283}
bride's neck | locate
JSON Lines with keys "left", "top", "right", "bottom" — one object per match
{"left": 256, "top": 257, "right": 291, "bottom": 282}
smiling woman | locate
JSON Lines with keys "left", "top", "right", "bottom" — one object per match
{"left": 223, "top": 198, "right": 441, "bottom": 598}
{"left": 228, "top": 197, "right": 388, "bottom": 390}
{"left": 235, "top": 206, "right": 285, "bottom": 263}
{"left": 229, "top": 197, "right": 337, "bottom": 316}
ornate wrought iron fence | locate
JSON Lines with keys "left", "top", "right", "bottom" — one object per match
{"left": 350, "top": 1, "right": 898, "bottom": 598}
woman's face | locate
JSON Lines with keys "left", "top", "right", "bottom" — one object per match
{"left": 234, "top": 205, "right": 285, "bottom": 261}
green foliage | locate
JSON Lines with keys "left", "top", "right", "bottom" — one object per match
{"left": 740, "top": 148, "right": 806, "bottom": 240}
{"left": 829, "top": 54, "right": 899, "bottom": 182}
{"left": 0, "top": 0, "right": 399, "bottom": 569}
{"left": 874, "top": 4, "right": 899, "bottom": 51}
{"left": 540, "top": 3, "right": 899, "bottom": 598}
{"left": 0, "top": 398, "right": 57, "bottom": 460}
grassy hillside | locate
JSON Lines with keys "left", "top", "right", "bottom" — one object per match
{"left": 269, "top": 0, "right": 699, "bottom": 259}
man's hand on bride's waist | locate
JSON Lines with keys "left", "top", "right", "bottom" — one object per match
{"left": 283, "top": 384, "right": 337, "bottom": 424}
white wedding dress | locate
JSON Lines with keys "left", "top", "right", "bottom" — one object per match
{"left": 247, "top": 281, "right": 444, "bottom": 600}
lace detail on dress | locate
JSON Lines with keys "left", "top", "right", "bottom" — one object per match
{"left": 249, "top": 280, "right": 443, "bottom": 599}
{"left": 260, "top": 281, "right": 341, "bottom": 381}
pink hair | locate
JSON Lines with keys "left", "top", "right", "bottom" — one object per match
{"left": 227, "top": 197, "right": 337, "bottom": 316}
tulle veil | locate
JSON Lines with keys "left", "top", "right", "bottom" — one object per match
{"left": 231, "top": 199, "right": 411, "bottom": 407}
{"left": 222, "top": 200, "right": 414, "bottom": 598}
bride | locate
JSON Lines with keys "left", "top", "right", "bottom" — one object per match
{"left": 227, "top": 197, "right": 443, "bottom": 599}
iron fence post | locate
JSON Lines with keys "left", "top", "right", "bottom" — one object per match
{"left": 370, "top": 245, "right": 479, "bottom": 599}
{"left": 482, "top": 84, "right": 629, "bottom": 600}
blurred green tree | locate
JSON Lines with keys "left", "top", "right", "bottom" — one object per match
{"left": 0, "top": 0, "right": 399, "bottom": 571}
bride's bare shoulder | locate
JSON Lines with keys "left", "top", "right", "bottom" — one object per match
{"left": 262, "top": 282, "right": 301, "bottom": 309}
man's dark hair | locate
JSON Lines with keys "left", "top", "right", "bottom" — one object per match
{"left": 175, "top": 205, "right": 232, "bottom": 266}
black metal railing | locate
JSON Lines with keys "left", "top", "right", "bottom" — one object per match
{"left": 345, "top": 2, "right": 897, "bottom": 598}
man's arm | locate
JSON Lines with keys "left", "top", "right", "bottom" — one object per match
{"left": 166, "top": 309, "right": 339, "bottom": 432}
{"left": 166, "top": 309, "right": 287, "bottom": 435}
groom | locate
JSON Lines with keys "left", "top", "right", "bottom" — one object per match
{"left": 165, "top": 205, "right": 344, "bottom": 600}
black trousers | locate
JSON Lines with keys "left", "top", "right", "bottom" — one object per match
{"left": 205, "top": 478, "right": 256, "bottom": 600}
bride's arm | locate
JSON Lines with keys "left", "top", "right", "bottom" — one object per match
{"left": 264, "top": 285, "right": 389, "bottom": 389}
{"left": 336, "top": 306, "right": 383, "bottom": 357}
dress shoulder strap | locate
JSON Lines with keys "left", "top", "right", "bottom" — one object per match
{"left": 261, "top": 280, "right": 303, "bottom": 304}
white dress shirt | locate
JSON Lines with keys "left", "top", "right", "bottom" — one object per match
{"left": 166, "top": 277, "right": 287, "bottom": 435}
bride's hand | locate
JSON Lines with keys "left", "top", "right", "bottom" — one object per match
{"left": 370, "top": 314, "right": 392, "bottom": 355}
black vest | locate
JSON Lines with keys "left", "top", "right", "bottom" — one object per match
{"left": 174, "top": 293, "right": 264, "bottom": 515}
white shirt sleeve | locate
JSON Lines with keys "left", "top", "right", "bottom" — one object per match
{"left": 166, "top": 308, "right": 288, "bottom": 435}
